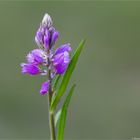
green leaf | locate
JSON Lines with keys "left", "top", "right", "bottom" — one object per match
{"left": 57, "top": 84, "right": 76, "bottom": 140}
{"left": 53, "top": 75, "right": 61, "bottom": 90}
{"left": 51, "top": 39, "right": 85, "bottom": 111}
{"left": 52, "top": 75, "right": 62, "bottom": 102}
{"left": 54, "top": 109, "right": 62, "bottom": 127}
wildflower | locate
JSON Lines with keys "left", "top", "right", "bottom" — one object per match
{"left": 20, "top": 13, "right": 71, "bottom": 95}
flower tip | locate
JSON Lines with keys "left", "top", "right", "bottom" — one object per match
{"left": 42, "top": 13, "right": 53, "bottom": 28}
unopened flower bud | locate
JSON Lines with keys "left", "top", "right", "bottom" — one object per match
{"left": 52, "top": 31, "right": 59, "bottom": 45}
{"left": 35, "top": 30, "right": 43, "bottom": 46}
{"left": 42, "top": 13, "right": 52, "bottom": 28}
{"left": 44, "top": 29, "right": 50, "bottom": 49}
{"left": 40, "top": 81, "right": 50, "bottom": 95}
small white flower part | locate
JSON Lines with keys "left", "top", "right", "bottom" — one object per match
{"left": 42, "top": 13, "right": 53, "bottom": 28}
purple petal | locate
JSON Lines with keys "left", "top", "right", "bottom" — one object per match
{"left": 40, "top": 81, "right": 50, "bottom": 95}
{"left": 35, "top": 30, "right": 43, "bottom": 46}
{"left": 20, "top": 63, "right": 40, "bottom": 75}
{"left": 52, "top": 51, "right": 70, "bottom": 74}
{"left": 44, "top": 28, "right": 51, "bottom": 49}
{"left": 26, "top": 49, "right": 45, "bottom": 64}
{"left": 44, "top": 35, "right": 49, "bottom": 49}
{"left": 26, "top": 53, "right": 34, "bottom": 64}
{"left": 54, "top": 63, "right": 68, "bottom": 74}
{"left": 55, "top": 43, "right": 72, "bottom": 55}
{"left": 52, "top": 31, "right": 59, "bottom": 45}
{"left": 32, "top": 49, "right": 45, "bottom": 63}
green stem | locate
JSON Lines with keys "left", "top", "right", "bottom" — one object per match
{"left": 47, "top": 55, "right": 56, "bottom": 140}
{"left": 48, "top": 93, "right": 56, "bottom": 140}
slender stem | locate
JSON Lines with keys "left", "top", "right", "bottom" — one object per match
{"left": 48, "top": 108, "right": 56, "bottom": 140}
{"left": 47, "top": 53, "right": 56, "bottom": 140}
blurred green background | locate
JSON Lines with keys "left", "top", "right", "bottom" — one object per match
{"left": 0, "top": 1, "right": 140, "bottom": 139}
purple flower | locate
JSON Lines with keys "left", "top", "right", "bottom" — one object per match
{"left": 20, "top": 63, "right": 40, "bottom": 75}
{"left": 21, "top": 13, "right": 72, "bottom": 95}
{"left": 52, "top": 51, "right": 71, "bottom": 74}
{"left": 55, "top": 43, "right": 71, "bottom": 55}
{"left": 40, "top": 81, "right": 50, "bottom": 95}
{"left": 51, "top": 44, "right": 71, "bottom": 74}
{"left": 26, "top": 49, "right": 46, "bottom": 64}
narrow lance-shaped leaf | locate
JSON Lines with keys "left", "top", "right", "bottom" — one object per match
{"left": 51, "top": 40, "right": 85, "bottom": 111}
{"left": 54, "top": 109, "right": 62, "bottom": 127}
{"left": 52, "top": 75, "right": 62, "bottom": 102}
{"left": 53, "top": 75, "right": 61, "bottom": 90}
{"left": 57, "top": 84, "right": 76, "bottom": 140}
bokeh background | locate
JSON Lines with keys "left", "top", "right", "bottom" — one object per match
{"left": 0, "top": 1, "right": 140, "bottom": 139}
